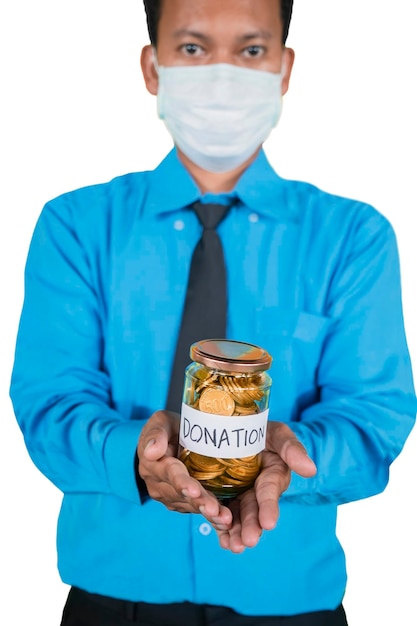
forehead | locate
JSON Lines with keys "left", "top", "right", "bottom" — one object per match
{"left": 158, "top": 0, "right": 283, "bottom": 40}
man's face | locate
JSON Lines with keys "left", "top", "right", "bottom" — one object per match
{"left": 142, "top": 0, "right": 293, "bottom": 96}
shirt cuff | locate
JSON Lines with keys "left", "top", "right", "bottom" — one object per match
{"left": 104, "top": 420, "right": 148, "bottom": 505}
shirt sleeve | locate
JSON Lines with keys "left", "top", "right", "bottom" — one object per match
{"left": 284, "top": 210, "right": 416, "bottom": 503}
{"left": 10, "top": 196, "right": 146, "bottom": 506}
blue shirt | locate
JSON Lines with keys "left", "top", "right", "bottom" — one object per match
{"left": 10, "top": 149, "right": 416, "bottom": 615}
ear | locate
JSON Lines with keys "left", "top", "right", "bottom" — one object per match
{"left": 281, "top": 47, "right": 295, "bottom": 96}
{"left": 141, "top": 44, "right": 159, "bottom": 96}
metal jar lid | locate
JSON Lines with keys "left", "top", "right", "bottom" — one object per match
{"left": 190, "top": 339, "right": 272, "bottom": 373}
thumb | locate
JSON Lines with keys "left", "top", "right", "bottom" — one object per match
{"left": 139, "top": 410, "right": 179, "bottom": 461}
{"left": 269, "top": 422, "right": 316, "bottom": 478}
{"left": 280, "top": 437, "right": 317, "bottom": 478}
{"left": 141, "top": 427, "right": 170, "bottom": 461}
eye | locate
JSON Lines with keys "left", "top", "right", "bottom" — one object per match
{"left": 181, "top": 43, "right": 204, "bottom": 56}
{"left": 243, "top": 45, "right": 265, "bottom": 58}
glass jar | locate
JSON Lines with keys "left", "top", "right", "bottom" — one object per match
{"left": 178, "top": 339, "right": 272, "bottom": 499}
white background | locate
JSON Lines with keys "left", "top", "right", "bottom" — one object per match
{"left": 1, "top": 1, "right": 416, "bottom": 624}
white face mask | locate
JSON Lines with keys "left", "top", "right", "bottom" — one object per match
{"left": 154, "top": 58, "right": 284, "bottom": 173}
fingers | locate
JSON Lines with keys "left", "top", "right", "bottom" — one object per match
{"left": 164, "top": 456, "right": 202, "bottom": 499}
{"left": 138, "top": 415, "right": 316, "bottom": 553}
{"left": 140, "top": 445, "right": 203, "bottom": 505}
{"left": 216, "top": 452, "right": 286, "bottom": 550}
{"left": 137, "top": 411, "right": 233, "bottom": 525}
{"left": 216, "top": 424, "right": 318, "bottom": 550}
{"left": 200, "top": 502, "right": 233, "bottom": 528}
{"left": 216, "top": 499, "right": 245, "bottom": 553}
{"left": 239, "top": 491, "right": 263, "bottom": 547}
{"left": 215, "top": 491, "right": 263, "bottom": 553}
{"left": 267, "top": 422, "right": 317, "bottom": 478}
{"left": 254, "top": 450, "right": 286, "bottom": 530}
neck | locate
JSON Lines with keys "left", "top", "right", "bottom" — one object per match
{"left": 176, "top": 148, "right": 261, "bottom": 194}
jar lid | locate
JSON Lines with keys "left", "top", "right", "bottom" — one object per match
{"left": 190, "top": 339, "right": 272, "bottom": 373}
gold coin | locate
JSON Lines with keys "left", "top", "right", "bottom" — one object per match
{"left": 198, "top": 387, "right": 235, "bottom": 416}
{"left": 184, "top": 380, "right": 196, "bottom": 405}
{"left": 187, "top": 452, "right": 224, "bottom": 472}
{"left": 226, "top": 465, "right": 259, "bottom": 480}
{"left": 182, "top": 455, "right": 224, "bottom": 481}
{"left": 234, "top": 403, "right": 259, "bottom": 415}
{"left": 239, "top": 455, "right": 259, "bottom": 464}
{"left": 195, "top": 372, "right": 219, "bottom": 394}
{"left": 194, "top": 368, "right": 211, "bottom": 381}
{"left": 205, "top": 476, "right": 243, "bottom": 487}
{"left": 215, "top": 458, "right": 239, "bottom": 467}
{"left": 219, "top": 376, "right": 241, "bottom": 403}
{"left": 179, "top": 449, "right": 190, "bottom": 463}
{"left": 191, "top": 469, "right": 225, "bottom": 481}
{"left": 234, "top": 473, "right": 257, "bottom": 482}
{"left": 246, "top": 388, "right": 265, "bottom": 401}
{"left": 234, "top": 375, "right": 265, "bottom": 401}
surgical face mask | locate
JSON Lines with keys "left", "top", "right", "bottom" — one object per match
{"left": 154, "top": 57, "right": 284, "bottom": 173}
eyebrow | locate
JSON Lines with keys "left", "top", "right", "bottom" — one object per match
{"left": 172, "top": 29, "right": 212, "bottom": 42}
{"left": 239, "top": 31, "right": 273, "bottom": 41}
{"left": 172, "top": 29, "right": 273, "bottom": 43}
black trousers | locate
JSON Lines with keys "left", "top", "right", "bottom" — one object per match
{"left": 61, "top": 587, "right": 348, "bottom": 626}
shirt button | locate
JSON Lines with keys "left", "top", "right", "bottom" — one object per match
{"left": 248, "top": 212, "right": 259, "bottom": 223}
{"left": 199, "top": 523, "right": 212, "bottom": 536}
{"left": 173, "top": 219, "right": 185, "bottom": 231}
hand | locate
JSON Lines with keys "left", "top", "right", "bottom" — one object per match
{"left": 137, "top": 410, "right": 233, "bottom": 529}
{"left": 216, "top": 421, "right": 316, "bottom": 553}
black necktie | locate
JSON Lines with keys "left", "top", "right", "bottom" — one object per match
{"left": 165, "top": 201, "right": 232, "bottom": 412}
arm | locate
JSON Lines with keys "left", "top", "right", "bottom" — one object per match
{"left": 10, "top": 197, "right": 143, "bottom": 504}
{"left": 285, "top": 210, "right": 416, "bottom": 503}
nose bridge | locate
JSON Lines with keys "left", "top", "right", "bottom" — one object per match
{"left": 211, "top": 45, "right": 235, "bottom": 65}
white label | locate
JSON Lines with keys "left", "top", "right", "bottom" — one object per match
{"left": 179, "top": 402, "right": 269, "bottom": 458}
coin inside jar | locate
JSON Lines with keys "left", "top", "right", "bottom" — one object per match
{"left": 198, "top": 387, "right": 235, "bottom": 415}
{"left": 178, "top": 339, "right": 272, "bottom": 499}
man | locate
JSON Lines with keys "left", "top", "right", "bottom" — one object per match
{"left": 10, "top": 1, "right": 416, "bottom": 625}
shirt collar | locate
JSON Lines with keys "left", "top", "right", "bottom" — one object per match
{"left": 144, "top": 149, "right": 201, "bottom": 216}
{"left": 145, "top": 148, "right": 297, "bottom": 222}
{"left": 233, "top": 149, "right": 296, "bottom": 221}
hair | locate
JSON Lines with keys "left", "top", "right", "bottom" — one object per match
{"left": 143, "top": 0, "right": 294, "bottom": 46}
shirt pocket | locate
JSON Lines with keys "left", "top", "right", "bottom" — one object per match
{"left": 254, "top": 308, "right": 331, "bottom": 418}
